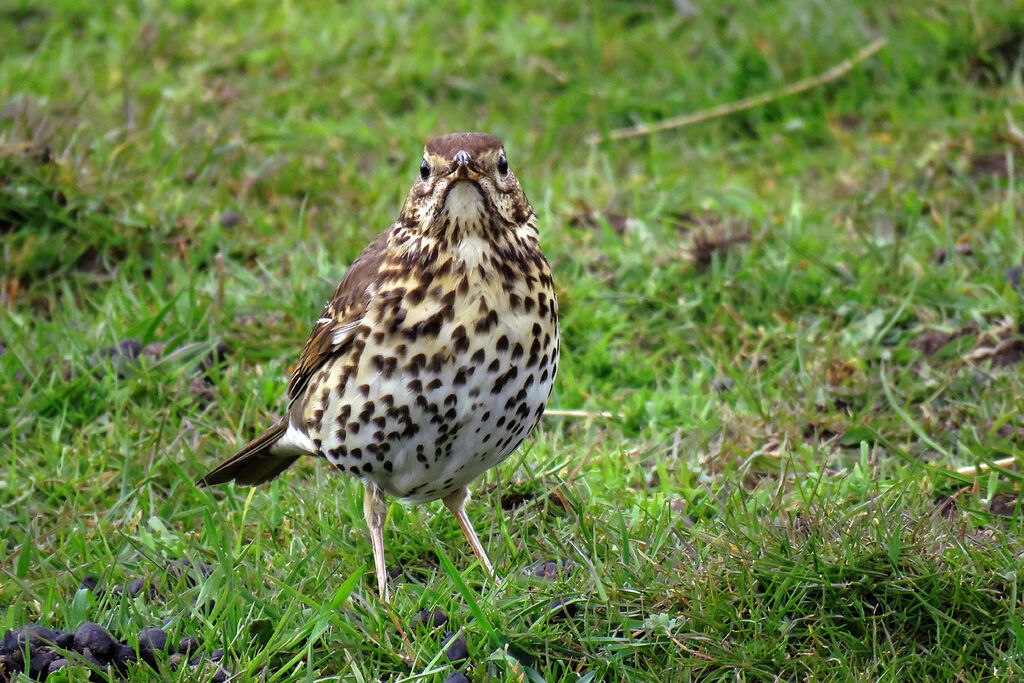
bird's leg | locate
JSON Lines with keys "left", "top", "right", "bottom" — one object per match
{"left": 442, "top": 486, "right": 495, "bottom": 578}
{"left": 363, "top": 481, "right": 390, "bottom": 602}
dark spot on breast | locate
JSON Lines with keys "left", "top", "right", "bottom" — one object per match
{"left": 335, "top": 371, "right": 351, "bottom": 397}
{"left": 350, "top": 447, "right": 363, "bottom": 460}
{"left": 427, "top": 352, "right": 445, "bottom": 373}
{"left": 427, "top": 378, "right": 443, "bottom": 391}
{"left": 471, "top": 348, "right": 485, "bottom": 364}
{"left": 349, "top": 465, "right": 360, "bottom": 474}
{"left": 412, "top": 311, "right": 444, "bottom": 339}
{"left": 527, "top": 339, "right": 541, "bottom": 366}
{"left": 453, "top": 368, "right": 468, "bottom": 385}
{"left": 511, "top": 343, "right": 524, "bottom": 360}
{"left": 444, "top": 393, "right": 458, "bottom": 408}
{"left": 474, "top": 310, "right": 499, "bottom": 334}
{"left": 362, "top": 462, "right": 374, "bottom": 473}
{"left": 348, "top": 421, "right": 361, "bottom": 434}
{"left": 389, "top": 310, "right": 408, "bottom": 334}
{"left": 496, "top": 335, "right": 508, "bottom": 352}
{"left": 523, "top": 297, "right": 535, "bottom": 313}
{"left": 359, "top": 383, "right": 371, "bottom": 397}
{"left": 407, "top": 286, "right": 426, "bottom": 306}
{"left": 492, "top": 366, "right": 518, "bottom": 394}
{"left": 487, "top": 359, "right": 500, "bottom": 373}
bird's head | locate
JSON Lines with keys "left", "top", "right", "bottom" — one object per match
{"left": 399, "top": 132, "right": 533, "bottom": 239}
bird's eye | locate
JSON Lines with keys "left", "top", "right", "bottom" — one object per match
{"left": 419, "top": 160, "right": 430, "bottom": 180}
{"left": 497, "top": 153, "right": 509, "bottom": 176}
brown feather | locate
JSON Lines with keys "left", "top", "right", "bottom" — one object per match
{"left": 286, "top": 229, "right": 389, "bottom": 400}
{"left": 424, "top": 132, "right": 502, "bottom": 159}
{"left": 196, "top": 420, "right": 298, "bottom": 487}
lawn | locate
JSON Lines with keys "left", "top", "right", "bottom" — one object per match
{"left": 2, "top": 1, "right": 1024, "bottom": 680}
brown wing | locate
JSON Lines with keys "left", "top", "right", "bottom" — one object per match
{"left": 285, "top": 228, "right": 391, "bottom": 400}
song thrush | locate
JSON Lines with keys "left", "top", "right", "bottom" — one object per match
{"left": 197, "top": 132, "right": 559, "bottom": 602}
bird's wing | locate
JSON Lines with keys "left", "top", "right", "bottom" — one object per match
{"left": 286, "top": 229, "right": 390, "bottom": 400}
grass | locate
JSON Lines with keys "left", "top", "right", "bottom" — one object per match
{"left": 2, "top": 0, "right": 1024, "bottom": 680}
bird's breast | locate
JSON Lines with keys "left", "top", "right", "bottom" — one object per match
{"left": 303, "top": 238, "right": 558, "bottom": 503}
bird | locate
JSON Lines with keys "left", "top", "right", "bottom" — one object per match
{"left": 197, "top": 132, "right": 559, "bottom": 602}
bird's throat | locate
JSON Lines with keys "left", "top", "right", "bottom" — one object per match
{"left": 442, "top": 181, "right": 486, "bottom": 225}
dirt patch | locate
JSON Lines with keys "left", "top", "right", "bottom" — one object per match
{"left": 932, "top": 236, "right": 974, "bottom": 264}
{"left": 911, "top": 327, "right": 977, "bottom": 356}
{"left": 988, "top": 494, "right": 1023, "bottom": 517}
{"left": 913, "top": 319, "right": 1024, "bottom": 368}
{"left": 967, "top": 30, "right": 1024, "bottom": 84}
{"left": 670, "top": 211, "right": 751, "bottom": 269}
{"left": 568, "top": 199, "right": 630, "bottom": 233}
{"left": 969, "top": 150, "right": 1020, "bottom": 179}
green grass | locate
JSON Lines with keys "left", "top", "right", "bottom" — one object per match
{"left": 3, "top": 0, "right": 1024, "bottom": 680}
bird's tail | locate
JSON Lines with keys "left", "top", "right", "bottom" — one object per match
{"left": 196, "top": 419, "right": 300, "bottom": 487}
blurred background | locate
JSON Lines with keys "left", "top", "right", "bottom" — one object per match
{"left": 2, "top": 1, "right": 1024, "bottom": 680}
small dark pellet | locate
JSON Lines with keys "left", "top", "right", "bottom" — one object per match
{"left": 410, "top": 608, "right": 449, "bottom": 631}
{"left": 441, "top": 632, "right": 469, "bottom": 665}
{"left": 178, "top": 636, "right": 203, "bottom": 655}
{"left": 73, "top": 622, "right": 118, "bottom": 660}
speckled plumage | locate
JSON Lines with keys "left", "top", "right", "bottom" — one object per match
{"left": 198, "top": 132, "right": 558, "bottom": 601}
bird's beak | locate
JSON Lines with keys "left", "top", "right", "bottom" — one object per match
{"left": 450, "top": 150, "right": 478, "bottom": 179}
